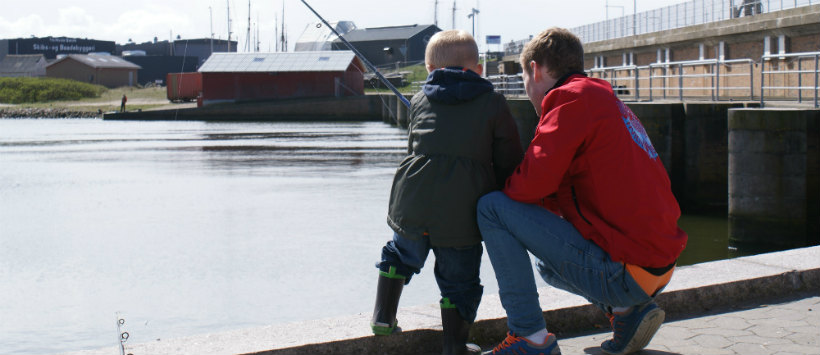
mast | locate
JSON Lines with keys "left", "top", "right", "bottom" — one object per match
{"left": 280, "top": 0, "right": 287, "bottom": 52}
{"left": 434, "top": 0, "right": 439, "bottom": 27}
{"left": 209, "top": 6, "right": 214, "bottom": 53}
{"left": 245, "top": 0, "right": 251, "bottom": 52}
{"left": 452, "top": 1, "right": 456, "bottom": 30}
{"left": 227, "top": 0, "right": 232, "bottom": 52}
{"left": 256, "top": 14, "right": 260, "bottom": 52}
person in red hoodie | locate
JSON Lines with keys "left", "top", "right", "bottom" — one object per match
{"left": 477, "top": 27, "right": 687, "bottom": 355}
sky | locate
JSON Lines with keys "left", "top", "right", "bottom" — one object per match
{"left": 0, "top": 0, "right": 688, "bottom": 52}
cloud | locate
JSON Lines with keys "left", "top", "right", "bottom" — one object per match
{"left": 0, "top": 14, "right": 47, "bottom": 39}
{"left": 111, "top": 8, "right": 196, "bottom": 43}
{"left": 0, "top": 5, "right": 197, "bottom": 44}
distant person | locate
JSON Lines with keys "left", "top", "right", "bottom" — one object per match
{"left": 120, "top": 94, "right": 127, "bottom": 112}
{"left": 476, "top": 27, "right": 687, "bottom": 355}
{"left": 370, "top": 29, "right": 523, "bottom": 355}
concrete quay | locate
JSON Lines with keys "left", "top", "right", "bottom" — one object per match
{"left": 60, "top": 246, "right": 820, "bottom": 355}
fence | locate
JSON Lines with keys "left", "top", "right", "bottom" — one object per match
{"left": 567, "top": 0, "right": 816, "bottom": 44}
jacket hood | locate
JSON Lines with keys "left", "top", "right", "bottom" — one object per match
{"left": 422, "top": 67, "right": 494, "bottom": 104}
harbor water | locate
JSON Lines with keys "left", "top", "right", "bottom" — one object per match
{"left": 0, "top": 118, "right": 726, "bottom": 355}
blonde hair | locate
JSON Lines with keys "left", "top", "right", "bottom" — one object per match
{"left": 520, "top": 27, "right": 584, "bottom": 77}
{"left": 425, "top": 30, "right": 479, "bottom": 69}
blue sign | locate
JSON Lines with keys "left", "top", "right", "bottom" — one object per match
{"left": 486, "top": 35, "right": 501, "bottom": 44}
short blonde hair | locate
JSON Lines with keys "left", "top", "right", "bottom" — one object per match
{"left": 520, "top": 27, "right": 584, "bottom": 78}
{"left": 425, "top": 30, "right": 479, "bottom": 69}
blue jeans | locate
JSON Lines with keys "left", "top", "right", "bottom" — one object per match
{"left": 476, "top": 191, "right": 653, "bottom": 336}
{"left": 378, "top": 232, "right": 484, "bottom": 323}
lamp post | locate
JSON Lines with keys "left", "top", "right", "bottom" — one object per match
{"left": 467, "top": 8, "right": 479, "bottom": 37}
{"left": 633, "top": 0, "right": 637, "bottom": 36}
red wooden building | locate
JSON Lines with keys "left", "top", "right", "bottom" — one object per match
{"left": 197, "top": 51, "right": 365, "bottom": 106}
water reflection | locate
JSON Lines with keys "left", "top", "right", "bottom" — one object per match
{"left": 0, "top": 118, "right": 734, "bottom": 355}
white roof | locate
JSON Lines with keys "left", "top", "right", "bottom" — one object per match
{"left": 198, "top": 51, "right": 361, "bottom": 73}
{"left": 294, "top": 21, "right": 356, "bottom": 52}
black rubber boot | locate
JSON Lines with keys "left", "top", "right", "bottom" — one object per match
{"left": 371, "top": 266, "right": 405, "bottom": 335}
{"left": 441, "top": 299, "right": 482, "bottom": 355}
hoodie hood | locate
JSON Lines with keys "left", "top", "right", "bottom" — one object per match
{"left": 422, "top": 67, "right": 494, "bottom": 104}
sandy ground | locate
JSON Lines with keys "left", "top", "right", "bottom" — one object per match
{"left": 62, "top": 98, "right": 174, "bottom": 107}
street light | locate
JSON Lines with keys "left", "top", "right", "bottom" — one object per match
{"left": 467, "top": 8, "right": 480, "bottom": 37}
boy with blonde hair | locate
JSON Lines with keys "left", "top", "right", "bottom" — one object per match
{"left": 371, "top": 30, "right": 523, "bottom": 355}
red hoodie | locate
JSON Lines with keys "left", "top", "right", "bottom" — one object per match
{"left": 503, "top": 74, "right": 687, "bottom": 268}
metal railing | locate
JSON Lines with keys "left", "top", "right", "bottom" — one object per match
{"left": 586, "top": 58, "right": 756, "bottom": 101}
{"left": 469, "top": 52, "right": 818, "bottom": 107}
{"left": 760, "top": 52, "right": 820, "bottom": 108}
{"left": 487, "top": 74, "right": 525, "bottom": 96}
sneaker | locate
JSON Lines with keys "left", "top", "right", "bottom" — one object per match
{"left": 600, "top": 302, "right": 665, "bottom": 355}
{"left": 489, "top": 332, "right": 561, "bottom": 355}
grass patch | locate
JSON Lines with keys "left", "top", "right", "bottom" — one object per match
{"left": 365, "top": 63, "right": 428, "bottom": 95}
{"left": 8, "top": 85, "right": 173, "bottom": 113}
{"left": 0, "top": 77, "right": 106, "bottom": 104}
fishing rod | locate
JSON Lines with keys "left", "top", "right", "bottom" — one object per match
{"left": 299, "top": 0, "right": 412, "bottom": 108}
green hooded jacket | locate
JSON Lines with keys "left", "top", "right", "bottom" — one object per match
{"left": 387, "top": 68, "right": 523, "bottom": 247}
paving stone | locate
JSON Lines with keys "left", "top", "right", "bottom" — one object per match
{"left": 691, "top": 334, "right": 734, "bottom": 348}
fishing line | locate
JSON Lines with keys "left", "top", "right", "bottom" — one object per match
{"left": 347, "top": 61, "right": 400, "bottom": 124}
{"left": 299, "top": 0, "right": 411, "bottom": 109}
{"left": 173, "top": 40, "right": 190, "bottom": 121}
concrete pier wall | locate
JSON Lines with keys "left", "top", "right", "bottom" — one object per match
{"left": 728, "top": 108, "right": 820, "bottom": 250}
{"left": 681, "top": 103, "right": 760, "bottom": 214}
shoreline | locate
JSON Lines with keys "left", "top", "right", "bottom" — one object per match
{"left": 0, "top": 107, "right": 102, "bottom": 119}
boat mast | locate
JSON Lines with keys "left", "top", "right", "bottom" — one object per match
{"left": 245, "top": 0, "right": 251, "bottom": 52}
{"left": 227, "top": 0, "right": 232, "bottom": 52}
{"left": 209, "top": 6, "right": 214, "bottom": 53}
{"left": 280, "top": 0, "right": 287, "bottom": 52}
{"left": 452, "top": 1, "right": 456, "bottom": 30}
{"left": 434, "top": 0, "right": 439, "bottom": 27}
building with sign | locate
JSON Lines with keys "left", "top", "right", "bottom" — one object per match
{"left": 0, "top": 37, "right": 115, "bottom": 60}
